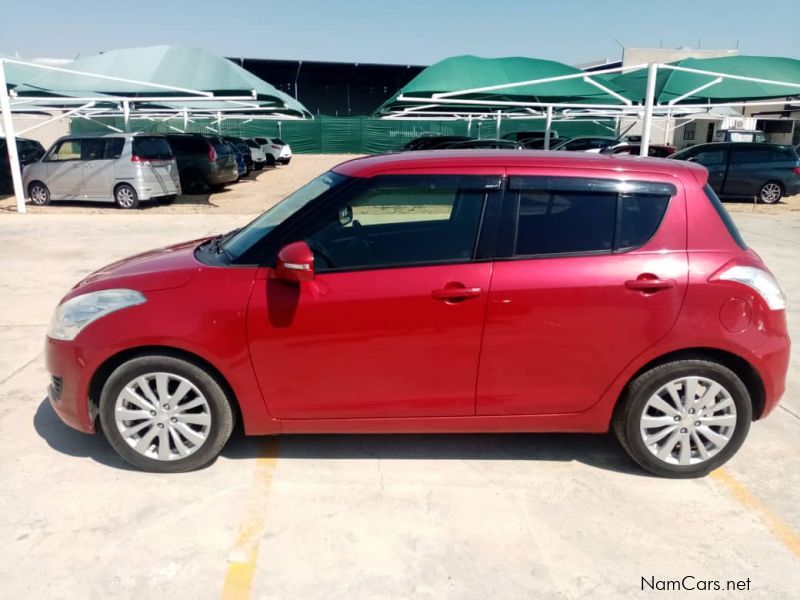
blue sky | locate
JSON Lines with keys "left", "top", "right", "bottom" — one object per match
{"left": 2, "top": 0, "right": 798, "bottom": 65}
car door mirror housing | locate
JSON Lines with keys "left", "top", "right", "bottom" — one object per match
{"left": 274, "top": 241, "right": 315, "bottom": 282}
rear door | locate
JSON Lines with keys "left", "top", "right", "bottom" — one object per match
{"left": 725, "top": 145, "right": 788, "bottom": 197}
{"left": 246, "top": 174, "right": 501, "bottom": 419}
{"left": 476, "top": 174, "right": 688, "bottom": 416}
{"left": 82, "top": 138, "right": 121, "bottom": 200}
{"left": 45, "top": 139, "right": 84, "bottom": 199}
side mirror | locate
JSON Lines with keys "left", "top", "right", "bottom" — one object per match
{"left": 274, "top": 241, "right": 315, "bottom": 282}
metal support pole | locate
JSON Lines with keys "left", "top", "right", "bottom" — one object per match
{"left": 495, "top": 110, "right": 501, "bottom": 137}
{"left": 663, "top": 108, "right": 671, "bottom": 144}
{"left": 0, "top": 60, "right": 26, "bottom": 214}
{"left": 640, "top": 63, "right": 658, "bottom": 157}
{"left": 543, "top": 106, "right": 553, "bottom": 150}
{"left": 467, "top": 114, "right": 472, "bottom": 137}
{"left": 122, "top": 100, "right": 130, "bottom": 131}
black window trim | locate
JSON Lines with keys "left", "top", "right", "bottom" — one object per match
{"left": 254, "top": 173, "right": 504, "bottom": 273}
{"left": 498, "top": 176, "right": 677, "bottom": 260}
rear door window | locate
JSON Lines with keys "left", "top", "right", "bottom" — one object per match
{"left": 730, "top": 146, "right": 772, "bottom": 164}
{"left": 105, "top": 138, "right": 125, "bottom": 159}
{"left": 509, "top": 178, "right": 674, "bottom": 256}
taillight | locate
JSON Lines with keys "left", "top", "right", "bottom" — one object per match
{"left": 711, "top": 261, "right": 787, "bottom": 310}
{"left": 208, "top": 145, "right": 217, "bottom": 161}
{"left": 131, "top": 154, "right": 146, "bottom": 164}
{"left": 792, "top": 167, "right": 800, "bottom": 175}
{"left": 271, "top": 144, "right": 281, "bottom": 150}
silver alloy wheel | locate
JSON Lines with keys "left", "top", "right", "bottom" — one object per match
{"left": 639, "top": 376, "right": 737, "bottom": 466}
{"left": 114, "top": 372, "right": 212, "bottom": 461}
{"left": 30, "top": 185, "right": 48, "bottom": 205}
{"left": 760, "top": 182, "right": 782, "bottom": 204}
{"left": 116, "top": 186, "right": 136, "bottom": 208}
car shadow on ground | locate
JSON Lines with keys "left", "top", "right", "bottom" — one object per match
{"left": 34, "top": 398, "right": 646, "bottom": 476}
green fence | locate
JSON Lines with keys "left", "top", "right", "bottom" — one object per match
{"left": 71, "top": 115, "right": 616, "bottom": 154}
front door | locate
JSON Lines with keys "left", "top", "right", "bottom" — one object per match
{"left": 247, "top": 174, "right": 501, "bottom": 419}
{"left": 688, "top": 145, "right": 729, "bottom": 194}
{"left": 477, "top": 175, "right": 688, "bottom": 415}
{"left": 45, "top": 139, "right": 84, "bottom": 199}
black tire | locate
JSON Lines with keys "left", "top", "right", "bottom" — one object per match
{"left": 28, "top": 181, "right": 51, "bottom": 206}
{"left": 114, "top": 183, "right": 139, "bottom": 209}
{"left": 99, "top": 354, "right": 235, "bottom": 473}
{"left": 758, "top": 181, "right": 783, "bottom": 204}
{"left": 182, "top": 170, "right": 207, "bottom": 195}
{"left": 613, "top": 359, "right": 752, "bottom": 478}
{"left": 266, "top": 154, "right": 276, "bottom": 166}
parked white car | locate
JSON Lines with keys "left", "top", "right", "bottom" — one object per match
{"left": 254, "top": 137, "right": 292, "bottom": 166}
{"left": 244, "top": 139, "right": 267, "bottom": 170}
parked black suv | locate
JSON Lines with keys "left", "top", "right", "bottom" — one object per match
{"left": 164, "top": 134, "right": 238, "bottom": 194}
{"left": 670, "top": 142, "right": 800, "bottom": 204}
{"left": 0, "top": 137, "right": 46, "bottom": 194}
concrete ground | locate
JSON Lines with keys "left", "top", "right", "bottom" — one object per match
{"left": 0, "top": 165, "right": 798, "bottom": 599}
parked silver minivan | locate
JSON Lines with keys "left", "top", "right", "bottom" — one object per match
{"left": 23, "top": 133, "right": 181, "bottom": 208}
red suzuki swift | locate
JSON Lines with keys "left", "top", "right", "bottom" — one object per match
{"left": 45, "top": 151, "right": 790, "bottom": 477}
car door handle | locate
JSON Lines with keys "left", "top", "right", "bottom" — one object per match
{"left": 432, "top": 284, "right": 482, "bottom": 302}
{"left": 625, "top": 275, "right": 676, "bottom": 292}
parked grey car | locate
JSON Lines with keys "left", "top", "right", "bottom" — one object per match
{"left": 23, "top": 133, "right": 181, "bottom": 208}
{"left": 670, "top": 142, "right": 800, "bottom": 204}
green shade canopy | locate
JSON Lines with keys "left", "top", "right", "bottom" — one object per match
{"left": 8, "top": 46, "right": 311, "bottom": 117}
{"left": 376, "top": 55, "right": 627, "bottom": 116}
{"left": 606, "top": 55, "right": 800, "bottom": 104}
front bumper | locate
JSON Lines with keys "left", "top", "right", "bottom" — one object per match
{"left": 45, "top": 336, "right": 96, "bottom": 433}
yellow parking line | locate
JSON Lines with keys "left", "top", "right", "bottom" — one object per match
{"left": 221, "top": 438, "right": 279, "bottom": 600}
{"left": 711, "top": 468, "right": 800, "bottom": 559}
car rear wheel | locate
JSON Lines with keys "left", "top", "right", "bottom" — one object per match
{"left": 613, "top": 359, "right": 751, "bottom": 478}
{"left": 99, "top": 355, "right": 235, "bottom": 472}
{"left": 758, "top": 181, "right": 783, "bottom": 204}
{"left": 181, "top": 170, "right": 207, "bottom": 195}
{"left": 29, "top": 182, "right": 50, "bottom": 206}
{"left": 114, "top": 184, "right": 139, "bottom": 209}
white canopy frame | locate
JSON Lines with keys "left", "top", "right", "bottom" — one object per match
{"left": 379, "top": 61, "right": 800, "bottom": 157}
{"left": 1, "top": 57, "right": 311, "bottom": 213}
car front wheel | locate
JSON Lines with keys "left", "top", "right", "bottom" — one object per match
{"left": 613, "top": 359, "right": 751, "bottom": 478}
{"left": 99, "top": 355, "right": 235, "bottom": 472}
{"left": 29, "top": 182, "right": 51, "bottom": 205}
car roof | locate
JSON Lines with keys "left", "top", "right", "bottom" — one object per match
{"left": 332, "top": 150, "right": 707, "bottom": 185}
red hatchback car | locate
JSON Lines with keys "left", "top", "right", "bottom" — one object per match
{"left": 45, "top": 151, "right": 790, "bottom": 477}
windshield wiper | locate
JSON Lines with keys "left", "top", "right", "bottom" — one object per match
{"left": 206, "top": 228, "right": 241, "bottom": 257}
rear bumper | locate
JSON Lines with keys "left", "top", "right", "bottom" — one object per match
{"left": 207, "top": 167, "right": 239, "bottom": 185}
{"left": 756, "top": 334, "right": 791, "bottom": 418}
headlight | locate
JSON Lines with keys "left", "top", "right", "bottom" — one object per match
{"left": 48, "top": 289, "right": 146, "bottom": 341}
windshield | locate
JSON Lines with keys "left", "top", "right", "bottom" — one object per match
{"left": 223, "top": 171, "right": 348, "bottom": 260}
{"left": 245, "top": 139, "right": 260, "bottom": 148}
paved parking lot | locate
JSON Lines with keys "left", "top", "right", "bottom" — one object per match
{"left": 0, "top": 170, "right": 798, "bottom": 598}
